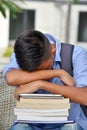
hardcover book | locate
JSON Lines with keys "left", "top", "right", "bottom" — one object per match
{"left": 14, "top": 94, "right": 72, "bottom": 123}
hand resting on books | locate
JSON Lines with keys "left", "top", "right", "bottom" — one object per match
{"left": 14, "top": 80, "right": 43, "bottom": 100}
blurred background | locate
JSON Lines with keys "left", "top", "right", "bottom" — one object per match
{"left": 0, "top": 0, "right": 87, "bottom": 59}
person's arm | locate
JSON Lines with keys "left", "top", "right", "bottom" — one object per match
{"left": 14, "top": 80, "right": 87, "bottom": 105}
{"left": 14, "top": 70, "right": 76, "bottom": 100}
{"left": 6, "top": 69, "right": 75, "bottom": 86}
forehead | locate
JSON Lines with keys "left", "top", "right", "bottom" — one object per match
{"left": 38, "top": 58, "right": 52, "bottom": 70}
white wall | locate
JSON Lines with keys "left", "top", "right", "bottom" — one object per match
{"left": 16, "top": 1, "right": 61, "bottom": 36}
{"left": 0, "top": 9, "right": 9, "bottom": 48}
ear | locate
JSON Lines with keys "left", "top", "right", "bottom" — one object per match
{"left": 51, "top": 44, "right": 56, "bottom": 55}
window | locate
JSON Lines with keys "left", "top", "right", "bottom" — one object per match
{"left": 78, "top": 12, "right": 87, "bottom": 42}
{"left": 9, "top": 10, "right": 35, "bottom": 40}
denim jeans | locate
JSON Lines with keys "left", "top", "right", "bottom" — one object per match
{"left": 10, "top": 123, "right": 83, "bottom": 130}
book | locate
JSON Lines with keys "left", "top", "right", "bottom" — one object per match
{"left": 16, "top": 115, "right": 68, "bottom": 122}
{"left": 16, "top": 94, "right": 70, "bottom": 110}
{"left": 14, "top": 108, "right": 69, "bottom": 117}
{"left": 16, "top": 102, "right": 70, "bottom": 109}
{"left": 14, "top": 120, "right": 74, "bottom": 124}
{"left": 19, "top": 94, "right": 63, "bottom": 99}
{"left": 14, "top": 94, "right": 71, "bottom": 123}
{"left": 20, "top": 97, "right": 69, "bottom": 104}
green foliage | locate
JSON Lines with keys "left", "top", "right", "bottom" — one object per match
{"left": 67, "top": 0, "right": 78, "bottom": 4}
{"left": 73, "top": 0, "right": 78, "bottom": 4}
{"left": 2, "top": 47, "right": 13, "bottom": 57}
{"left": 0, "top": 0, "right": 23, "bottom": 18}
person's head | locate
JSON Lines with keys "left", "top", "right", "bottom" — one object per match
{"left": 14, "top": 30, "right": 56, "bottom": 71}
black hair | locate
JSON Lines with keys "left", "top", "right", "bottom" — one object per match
{"left": 14, "top": 30, "right": 51, "bottom": 71}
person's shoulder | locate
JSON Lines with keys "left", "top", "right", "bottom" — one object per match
{"left": 72, "top": 45, "right": 87, "bottom": 60}
{"left": 74, "top": 45, "right": 87, "bottom": 53}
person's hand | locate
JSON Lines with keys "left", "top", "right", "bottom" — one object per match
{"left": 59, "top": 69, "right": 76, "bottom": 87}
{"left": 14, "top": 80, "right": 43, "bottom": 100}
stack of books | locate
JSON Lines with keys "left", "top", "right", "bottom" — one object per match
{"left": 14, "top": 94, "right": 72, "bottom": 124}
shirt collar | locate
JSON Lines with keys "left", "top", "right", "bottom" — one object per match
{"left": 45, "top": 34, "right": 61, "bottom": 62}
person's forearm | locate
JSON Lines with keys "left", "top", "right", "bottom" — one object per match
{"left": 41, "top": 81, "right": 87, "bottom": 105}
{"left": 14, "top": 79, "right": 87, "bottom": 105}
{"left": 6, "top": 69, "right": 61, "bottom": 86}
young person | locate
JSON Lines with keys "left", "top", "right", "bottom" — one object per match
{"left": 3, "top": 30, "right": 87, "bottom": 130}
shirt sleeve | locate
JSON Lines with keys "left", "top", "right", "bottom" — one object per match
{"left": 3, "top": 52, "right": 20, "bottom": 78}
{"left": 73, "top": 46, "right": 87, "bottom": 87}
